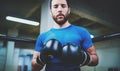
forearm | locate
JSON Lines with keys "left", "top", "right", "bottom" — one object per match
{"left": 86, "top": 46, "right": 99, "bottom": 66}
{"left": 32, "top": 59, "right": 41, "bottom": 71}
{"left": 32, "top": 51, "right": 43, "bottom": 71}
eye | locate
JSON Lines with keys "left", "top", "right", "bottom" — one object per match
{"left": 54, "top": 5, "right": 58, "bottom": 8}
{"left": 61, "top": 4, "right": 66, "bottom": 8}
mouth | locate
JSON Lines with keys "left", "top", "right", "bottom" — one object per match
{"left": 57, "top": 16, "right": 64, "bottom": 19}
{"left": 57, "top": 14, "right": 64, "bottom": 19}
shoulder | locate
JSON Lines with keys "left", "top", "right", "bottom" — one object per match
{"left": 71, "top": 24, "right": 89, "bottom": 33}
{"left": 36, "top": 30, "right": 52, "bottom": 41}
{"left": 71, "top": 24, "right": 91, "bottom": 40}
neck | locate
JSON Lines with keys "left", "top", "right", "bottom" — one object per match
{"left": 53, "top": 21, "right": 71, "bottom": 29}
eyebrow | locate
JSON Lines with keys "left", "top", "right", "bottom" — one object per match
{"left": 53, "top": 4, "right": 66, "bottom": 6}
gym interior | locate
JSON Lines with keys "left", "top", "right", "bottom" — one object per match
{"left": 0, "top": 0, "right": 120, "bottom": 71}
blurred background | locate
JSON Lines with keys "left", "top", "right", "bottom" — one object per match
{"left": 0, "top": 0, "right": 120, "bottom": 71}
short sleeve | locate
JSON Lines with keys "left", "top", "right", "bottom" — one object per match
{"left": 82, "top": 29, "right": 93, "bottom": 49}
{"left": 35, "top": 34, "right": 43, "bottom": 52}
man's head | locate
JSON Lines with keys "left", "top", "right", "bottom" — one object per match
{"left": 50, "top": 0, "right": 70, "bottom": 25}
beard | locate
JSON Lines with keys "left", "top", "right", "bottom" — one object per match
{"left": 52, "top": 12, "right": 69, "bottom": 25}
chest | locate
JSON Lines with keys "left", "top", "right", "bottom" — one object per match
{"left": 44, "top": 30, "right": 83, "bottom": 46}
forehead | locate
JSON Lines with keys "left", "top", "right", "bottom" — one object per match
{"left": 51, "top": 0, "right": 67, "bottom": 5}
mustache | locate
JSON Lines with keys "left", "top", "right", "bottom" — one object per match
{"left": 57, "top": 13, "right": 64, "bottom": 17}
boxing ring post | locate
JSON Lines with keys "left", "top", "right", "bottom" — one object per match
{"left": 92, "top": 33, "right": 120, "bottom": 42}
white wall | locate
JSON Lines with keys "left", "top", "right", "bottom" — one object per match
{"left": 0, "top": 47, "right": 6, "bottom": 71}
{"left": 0, "top": 42, "right": 34, "bottom": 71}
{"left": 81, "top": 38, "right": 120, "bottom": 71}
{"left": 97, "top": 47, "right": 120, "bottom": 67}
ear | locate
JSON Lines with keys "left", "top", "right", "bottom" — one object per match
{"left": 68, "top": 8, "right": 71, "bottom": 14}
{"left": 50, "top": 9, "right": 52, "bottom": 15}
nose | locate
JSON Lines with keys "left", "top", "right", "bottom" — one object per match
{"left": 58, "top": 5, "right": 63, "bottom": 12}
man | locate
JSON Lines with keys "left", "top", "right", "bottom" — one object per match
{"left": 31, "top": 0, "right": 99, "bottom": 71}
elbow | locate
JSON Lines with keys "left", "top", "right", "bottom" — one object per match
{"left": 95, "top": 58, "right": 99, "bottom": 66}
{"left": 94, "top": 55, "right": 99, "bottom": 66}
{"left": 88, "top": 61, "right": 98, "bottom": 66}
{"left": 88, "top": 56, "right": 99, "bottom": 66}
{"left": 92, "top": 56, "right": 99, "bottom": 66}
{"left": 93, "top": 60, "right": 99, "bottom": 66}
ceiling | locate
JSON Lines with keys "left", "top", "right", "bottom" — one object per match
{"left": 0, "top": 0, "right": 120, "bottom": 40}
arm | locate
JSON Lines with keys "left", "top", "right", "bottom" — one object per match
{"left": 81, "top": 28, "right": 98, "bottom": 66}
{"left": 86, "top": 46, "right": 99, "bottom": 66}
{"left": 31, "top": 51, "right": 43, "bottom": 71}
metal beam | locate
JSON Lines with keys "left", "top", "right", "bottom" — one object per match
{"left": 71, "top": 3, "right": 120, "bottom": 31}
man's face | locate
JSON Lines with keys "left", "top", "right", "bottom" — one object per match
{"left": 50, "top": 0, "right": 70, "bottom": 25}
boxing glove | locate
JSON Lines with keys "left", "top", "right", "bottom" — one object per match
{"left": 61, "top": 43, "right": 91, "bottom": 65}
{"left": 41, "top": 39, "right": 62, "bottom": 58}
{"left": 36, "top": 39, "right": 62, "bottom": 70}
{"left": 36, "top": 53, "right": 51, "bottom": 64}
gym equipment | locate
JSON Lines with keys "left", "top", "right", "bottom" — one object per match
{"left": 41, "top": 39, "right": 62, "bottom": 58}
{"left": 36, "top": 39, "right": 62, "bottom": 65}
{"left": 92, "top": 33, "right": 120, "bottom": 42}
{"left": 61, "top": 43, "right": 91, "bottom": 65}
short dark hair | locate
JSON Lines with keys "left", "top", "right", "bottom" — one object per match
{"left": 50, "top": 0, "right": 70, "bottom": 9}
